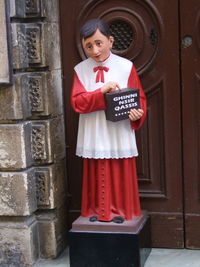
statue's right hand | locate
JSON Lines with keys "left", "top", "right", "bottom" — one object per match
{"left": 101, "top": 82, "right": 120, "bottom": 94}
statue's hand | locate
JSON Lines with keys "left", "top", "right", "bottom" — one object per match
{"left": 101, "top": 82, "right": 120, "bottom": 94}
{"left": 129, "top": 109, "right": 144, "bottom": 121}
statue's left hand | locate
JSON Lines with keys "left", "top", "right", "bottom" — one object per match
{"left": 129, "top": 108, "right": 144, "bottom": 121}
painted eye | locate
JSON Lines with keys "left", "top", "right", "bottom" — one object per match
{"left": 96, "top": 41, "right": 102, "bottom": 47}
{"left": 86, "top": 44, "right": 92, "bottom": 50}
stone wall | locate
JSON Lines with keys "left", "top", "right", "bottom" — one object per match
{"left": 0, "top": 0, "right": 67, "bottom": 266}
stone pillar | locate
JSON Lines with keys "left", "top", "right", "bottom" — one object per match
{"left": 0, "top": 0, "right": 67, "bottom": 265}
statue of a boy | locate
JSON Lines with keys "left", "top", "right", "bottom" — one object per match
{"left": 71, "top": 19, "right": 146, "bottom": 224}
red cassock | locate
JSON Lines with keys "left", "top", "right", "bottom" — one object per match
{"left": 71, "top": 53, "right": 146, "bottom": 221}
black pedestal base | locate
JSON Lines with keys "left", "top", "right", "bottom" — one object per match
{"left": 69, "top": 212, "right": 151, "bottom": 267}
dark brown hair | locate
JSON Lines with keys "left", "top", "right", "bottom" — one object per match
{"left": 80, "top": 19, "right": 110, "bottom": 40}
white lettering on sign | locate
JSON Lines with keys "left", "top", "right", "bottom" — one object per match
{"left": 114, "top": 102, "right": 138, "bottom": 111}
{"left": 113, "top": 93, "right": 137, "bottom": 102}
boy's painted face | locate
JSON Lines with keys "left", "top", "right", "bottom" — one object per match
{"left": 82, "top": 29, "right": 114, "bottom": 62}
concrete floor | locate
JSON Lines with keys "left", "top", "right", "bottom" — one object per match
{"left": 35, "top": 247, "right": 200, "bottom": 267}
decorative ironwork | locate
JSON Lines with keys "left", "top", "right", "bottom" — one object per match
{"left": 109, "top": 20, "right": 134, "bottom": 51}
{"left": 182, "top": 36, "right": 193, "bottom": 48}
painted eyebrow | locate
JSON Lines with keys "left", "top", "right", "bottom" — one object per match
{"left": 85, "top": 42, "right": 92, "bottom": 47}
{"left": 85, "top": 39, "right": 103, "bottom": 45}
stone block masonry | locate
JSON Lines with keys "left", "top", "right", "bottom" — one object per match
{"left": 0, "top": 216, "right": 39, "bottom": 266}
{"left": 0, "top": 0, "right": 67, "bottom": 265}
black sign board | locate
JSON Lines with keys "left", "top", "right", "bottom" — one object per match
{"left": 104, "top": 88, "right": 140, "bottom": 122}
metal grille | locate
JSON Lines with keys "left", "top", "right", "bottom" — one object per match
{"left": 109, "top": 21, "right": 134, "bottom": 51}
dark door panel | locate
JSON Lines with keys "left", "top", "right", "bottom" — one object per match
{"left": 137, "top": 0, "right": 183, "bottom": 247}
{"left": 181, "top": 0, "right": 200, "bottom": 249}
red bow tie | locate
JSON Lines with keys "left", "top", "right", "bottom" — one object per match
{"left": 93, "top": 66, "right": 109, "bottom": 83}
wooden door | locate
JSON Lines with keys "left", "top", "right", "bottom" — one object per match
{"left": 59, "top": 0, "right": 199, "bottom": 248}
{"left": 181, "top": 0, "right": 200, "bottom": 249}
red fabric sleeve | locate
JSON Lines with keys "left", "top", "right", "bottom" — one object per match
{"left": 71, "top": 72, "right": 106, "bottom": 114}
{"left": 128, "top": 64, "right": 147, "bottom": 130}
